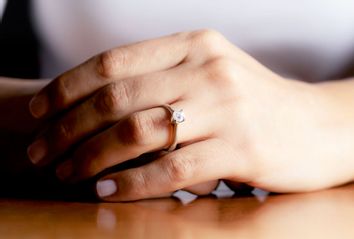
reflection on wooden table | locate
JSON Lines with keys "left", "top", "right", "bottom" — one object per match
{"left": 0, "top": 184, "right": 353, "bottom": 239}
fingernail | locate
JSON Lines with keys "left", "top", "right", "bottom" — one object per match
{"left": 56, "top": 160, "right": 73, "bottom": 181}
{"left": 27, "top": 138, "right": 47, "bottom": 164}
{"left": 29, "top": 94, "right": 49, "bottom": 118}
{"left": 97, "top": 180, "right": 117, "bottom": 198}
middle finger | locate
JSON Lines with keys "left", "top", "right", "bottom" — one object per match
{"left": 28, "top": 66, "right": 196, "bottom": 165}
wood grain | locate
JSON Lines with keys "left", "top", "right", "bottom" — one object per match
{"left": 0, "top": 184, "right": 353, "bottom": 239}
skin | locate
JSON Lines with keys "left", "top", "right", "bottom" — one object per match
{"left": 2, "top": 30, "right": 354, "bottom": 201}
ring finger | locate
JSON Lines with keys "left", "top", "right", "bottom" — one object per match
{"left": 56, "top": 100, "right": 215, "bottom": 182}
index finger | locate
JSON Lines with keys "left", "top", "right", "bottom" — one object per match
{"left": 29, "top": 32, "right": 191, "bottom": 119}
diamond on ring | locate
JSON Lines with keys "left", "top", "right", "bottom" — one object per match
{"left": 172, "top": 110, "right": 185, "bottom": 124}
{"left": 161, "top": 105, "right": 185, "bottom": 152}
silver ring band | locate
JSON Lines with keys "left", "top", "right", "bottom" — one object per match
{"left": 162, "top": 104, "right": 185, "bottom": 152}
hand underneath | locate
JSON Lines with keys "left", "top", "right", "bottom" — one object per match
{"left": 27, "top": 30, "right": 354, "bottom": 201}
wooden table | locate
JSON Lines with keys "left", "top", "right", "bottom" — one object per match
{"left": 0, "top": 184, "right": 353, "bottom": 239}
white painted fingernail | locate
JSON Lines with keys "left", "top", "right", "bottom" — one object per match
{"left": 97, "top": 180, "right": 117, "bottom": 198}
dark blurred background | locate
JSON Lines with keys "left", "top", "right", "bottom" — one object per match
{"left": 0, "top": 0, "right": 40, "bottom": 79}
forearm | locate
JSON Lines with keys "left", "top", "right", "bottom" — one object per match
{"left": 0, "top": 77, "right": 49, "bottom": 133}
{"left": 0, "top": 77, "right": 82, "bottom": 198}
{"left": 0, "top": 77, "right": 49, "bottom": 176}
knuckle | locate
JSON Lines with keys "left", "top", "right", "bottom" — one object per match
{"left": 191, "top": 29, "right": 223, "bottom": 43}
{"left": 56, "top": 122, "right": 73, "bottom": 141}
{"left": 58, "top": 123, "right": 72, "bottom": 139}
{"left": 204, "top": 57, "right": 237, "bottom": 83}
{"left": 52, "top": 75, "right": 71, "bottom": 107}
{"left": 96, "top": 48, "right": 128, "bottom": 78}
{"left": 165, "top": 155, "right": 194, "bottom": 184}
{"left": 95, "top": 83, "right": 130, "bottom": 115}
{"left": 120, "top": 113, "right": 155, "bottom": 146}
{"left": 96, "top": 50, "right": 115, "bottom": 78}
{"left": 189, "top": 29, "right": 226, "bottom": 55}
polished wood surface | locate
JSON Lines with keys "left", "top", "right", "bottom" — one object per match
{"left": 0, "top": 184, "right": 353, "bottom": 239}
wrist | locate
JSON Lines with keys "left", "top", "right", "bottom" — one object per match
{"left": 314, "top": 79, "right": 354, "bottom": 182}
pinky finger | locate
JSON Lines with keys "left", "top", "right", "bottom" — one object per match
{"left": 95, "top": 139, "right": 238, "bottom": 202}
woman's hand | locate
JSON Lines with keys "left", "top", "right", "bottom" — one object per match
{"left": 27, "top": 30, "right": 354, "bottom": 201}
